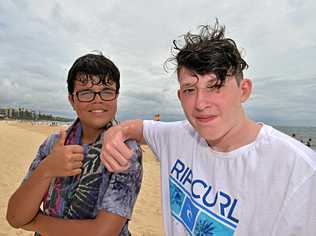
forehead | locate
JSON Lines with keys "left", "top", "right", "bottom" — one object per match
{"left": 74, "top": 74, "right": 116, "bottom": 90}
{"left": 178, "top": 67, "right": 217, "bottom": 86}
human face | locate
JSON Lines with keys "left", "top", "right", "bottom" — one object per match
{"left": 69, "top": 75, "right": 118, "bottom": 132}
{"left": 177, "top": 67, "right": 252, "bottom": 147}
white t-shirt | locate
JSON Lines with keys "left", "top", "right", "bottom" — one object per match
{"left": 143, "top": 120, "right": 316, "bottom": 236}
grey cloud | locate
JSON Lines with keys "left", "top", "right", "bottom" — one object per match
{"left": 246, "top": 74, "right": 316, "bottom": 126}
{"left": 0, "top": 0, "right": 315, "bottom": 126}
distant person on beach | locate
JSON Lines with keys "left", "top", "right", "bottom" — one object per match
{"left": 100, "top": 21, "right": 316, "bottom": 235}
{"left": 6, "top": 53, "right": 142, "bottom": 235}
{"left": 154, "top": 113, "right": 161, "bottom": 121}
{"left": 307, "top": 138, "right": 312, "bottom": 147}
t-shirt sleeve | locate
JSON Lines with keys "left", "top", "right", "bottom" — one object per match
{"left": 143, "top": 120, "right": 175, "bottom": 161}
{"left": 273, "top": 172, "right": 316, "bottom": 235}
{"left": 23, "top": 133, "right": 58, "bottom": 181}
{"left": 97, "top": 140, "right": 143, "bottom": 219}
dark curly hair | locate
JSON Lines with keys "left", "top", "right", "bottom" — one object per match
{"left": 165, "top": 20, "right": 248, "bottom": 87}
{"left": 67, "top": 53, "right": 120, "bottom": 94}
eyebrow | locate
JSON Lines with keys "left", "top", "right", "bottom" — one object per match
{"left": 76, "top": 86, "right": 116, "bottom": 92}
{"left": 181, "top": 82, "right": 196, "bottom": 88}
{"left": 180, "top": 77, "right": 217, "bottom": 88}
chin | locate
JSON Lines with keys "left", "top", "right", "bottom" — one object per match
{"left": 194, "top": 124, "right": 219, "bottom": 140}
{"left": 86, "top": 119, "right": 112, "bottom": 129}
{"left": 97, "top": 120, "right": 112, "bottom": 128}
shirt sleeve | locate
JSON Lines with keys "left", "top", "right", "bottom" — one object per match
{"left": 23, "top": 133, "right": 58, "bottom": 181}
{"left": 272, "top": 172, "right": 316, "bottom": 235}
{"left": 97, "top": 140, "right": 143, "bottom": 219}
{"left": 143, "top": 120, "right": 181, "bottom": 161}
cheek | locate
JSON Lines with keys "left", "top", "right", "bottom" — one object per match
{"left": 180, "top": 98, "right": 194, "bottom": 111}
{"left": 73, "top": 102, "right": 87, "bottom": 114}
{"left": 180, "top": 101, "right": 191, "bottom": 116}
{"left": 107, "top": 101, "right": 118, "bottom": 114}
{"left": 220, "top": 96, "right": 240, "bottom": 117}
{"left": 111, "top": 103, "right": 117, "bottom": 114}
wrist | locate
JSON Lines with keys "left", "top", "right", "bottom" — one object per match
{"left": 120, "top": 119, "right": 144, "bottom": 143}
{"left": 36, "top": 160, "right": 54, "bottom": 180}
{"left": 120, "top": 122, "right": 132, "bottom": 140}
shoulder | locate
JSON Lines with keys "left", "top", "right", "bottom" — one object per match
{"left": 259, "top": 124, "right": 316, "bottom": 169}
{"left": 143, "top": 119, "right": 192, "bottom": 134}
{"left": 23, "top": 132, "right": 60, "bottom": 181}
{"left": 44, "top": 132, "right": 60, "bottom": 148}
{"left": 36, "top": 132, "right": 59, "bottom": 158}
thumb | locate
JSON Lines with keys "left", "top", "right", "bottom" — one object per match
{"left": 57, "top": 129, "right": 67, "bottom": 146}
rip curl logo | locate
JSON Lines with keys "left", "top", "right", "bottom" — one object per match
{"left": 169, "top": 159, "right": 238, "bottom": 235}
{"left": 181, "top": 198, "right": 199, "bottom": 230}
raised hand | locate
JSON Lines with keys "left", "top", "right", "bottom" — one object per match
{"left": 41, "top": 129, "right": 84, "bottom": 177}
{"left": 101, "top": 125, "right": 133, "bottom": 172}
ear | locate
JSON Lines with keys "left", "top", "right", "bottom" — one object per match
{"left": 68, "top": 95, "right": 75, "bottom": 109}
{"left": 240, "top": 79, "right": 252, "bottom": 103}
{"left": 177, "top": 89, "right": 181, "bottom": 102}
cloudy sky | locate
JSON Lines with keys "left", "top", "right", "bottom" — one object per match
{"left": 0, "top": 0, "right": 315, "bottom": 126}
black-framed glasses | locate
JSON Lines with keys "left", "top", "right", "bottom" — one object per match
{"left": 73, "top": 89, "right": 118, "bottom": 102}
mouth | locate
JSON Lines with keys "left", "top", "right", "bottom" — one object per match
{"left": 195, "top": 115, "right": 217, "bottom": 123}
{"left": 89, "top": 109, "right": 107, "bottom": 113}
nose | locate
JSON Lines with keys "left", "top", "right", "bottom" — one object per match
{"left": 93, "top": 92, "right": 103, "bottom": 102}
{"left": 194, "top": 89, "right": 210, "bottom": 111}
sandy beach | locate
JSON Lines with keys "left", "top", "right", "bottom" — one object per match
{"left": 0, "top": 121, "right": 163, "bottom": 236}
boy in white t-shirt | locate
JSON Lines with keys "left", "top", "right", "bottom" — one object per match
{"left": 100, "top": 21, "right": 316, "bottom": 235}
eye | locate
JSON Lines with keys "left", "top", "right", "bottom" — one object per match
{"left": 78, "top": 90, "right": 93, "bottom": 96}
{"left": 100, "top": 89, "right": 116, "bottom": 95}
{"left": 182, "top": 87, "right": 196, "bottom": 95}
{"left": 206, "top": 80, "right": 222, "bottom": 92}
{"left": 205, "top": 84, "right": 217, "bottom": 92}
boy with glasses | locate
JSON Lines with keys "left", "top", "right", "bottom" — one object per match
{"left": 7, "top": 53, "right": 143, "bottom": 236}
{"left": 100, "top": 22, "right": 316, "bottom": 235}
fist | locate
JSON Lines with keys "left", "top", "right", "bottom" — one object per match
{"left": 42, "top": 129, "right": 84, "bottom": 177}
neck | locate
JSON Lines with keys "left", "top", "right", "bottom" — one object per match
{"left": 207, "top": 117, "right": 262, "bottom": 152}
{"left": 81, "top": 125, "right": 103, "bottom": 145}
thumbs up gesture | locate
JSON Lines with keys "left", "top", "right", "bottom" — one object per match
{"left": 41, "top": 129, "right": 84, "bottom": 178}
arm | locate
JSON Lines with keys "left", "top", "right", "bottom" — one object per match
{"left": 114, "top": 119, "right": 145, "bottom": 144}
{"left": 22, "top": 210, "right": 126, "bottom": 236}
{"left": 6, "top": 164, "right": 51, "bottom": 228}
{"left": 272, "top": 173, "right": 316, "bottom": 235}
{"left": 23, "top": 140, "right": 143, "bottom": 236}
{"left": 101, "top": 119, "right": 144, "bottom": 172}
{"left": 6, "top": 130, "right": 84, "bottom": 228}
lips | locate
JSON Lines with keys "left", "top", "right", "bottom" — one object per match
{"left": 195, "top": 115, "right": 217, "bottom": 123}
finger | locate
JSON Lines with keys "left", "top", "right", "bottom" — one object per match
{"left": 70, "top": 168, "right": 82, "bottom": 176}
{"left": 115, "top": 142, "right": 134, "bottom": 161}
{"left": 103, "top": 157, "right": 129, "bottom": 172}
{"left": 103, "top": 144, "right": 131, "bottom": 166}
{"left": 101, "top": 152, "right": 130, "bottom": 172}
{"left": 71, "top": 161, "right": 83, "bottom": 169}
{"left": 67, "top": 145, "right": 84, "bottom": 154}
{"left": 57, "top": 129, "right": 67, "bottom": 146}
{"left": 101, "top": 128, "right": 133, "bottom": 161}
{"left": 104, "top": 162, "right": 114, "bottom": 172}
{"left": 71, "top": 154, "right": 84, "bottom": 161}
{"left": 100, "top": 153, "right": 114, "bottom": 172}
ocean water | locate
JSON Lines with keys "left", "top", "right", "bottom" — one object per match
{"left": 274, "top": 126, "right": 316, "bottom": 150}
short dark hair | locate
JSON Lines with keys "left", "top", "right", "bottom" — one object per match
{"left": 165, "top": 20, "right": 248, "bottom": 87}
{"left": 67, "top": 53, "right": 120, "bottom": 94}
